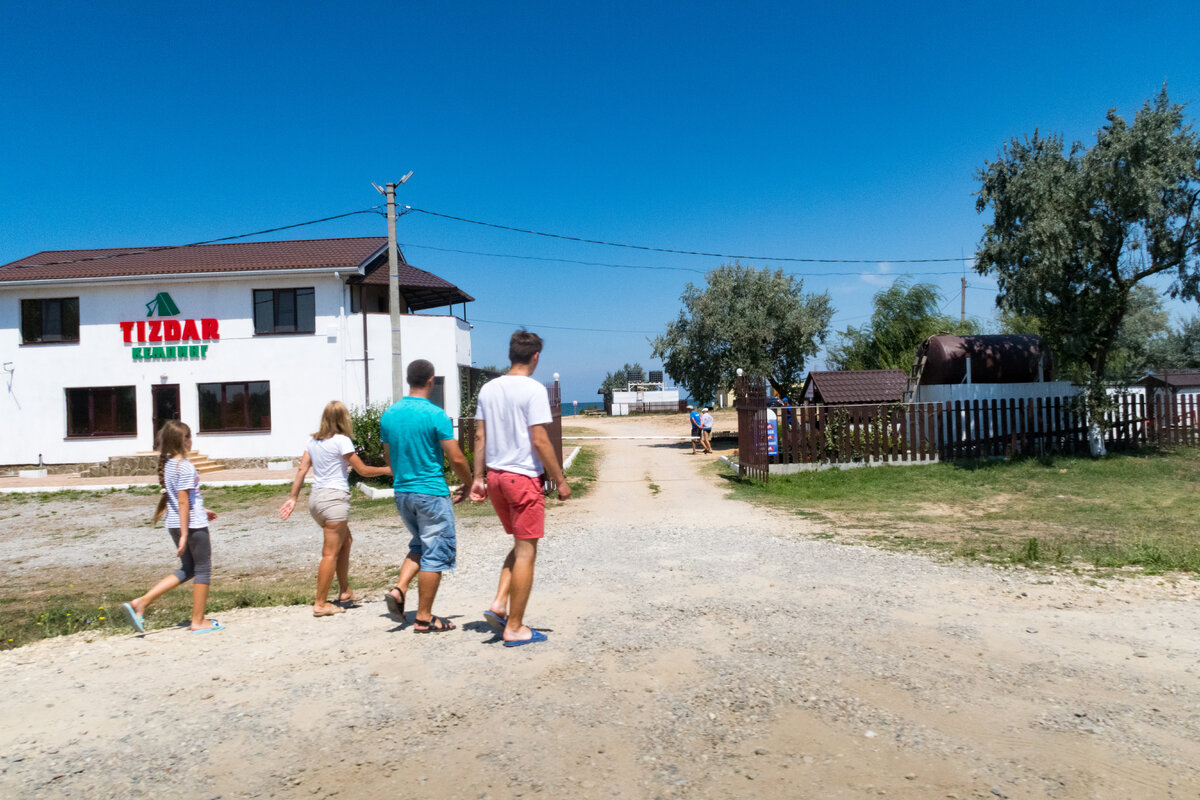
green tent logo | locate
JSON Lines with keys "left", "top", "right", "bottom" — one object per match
{"left": 146, "top": 292, "right": 180, "bottom": 317}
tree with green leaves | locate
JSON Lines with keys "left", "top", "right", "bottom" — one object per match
{"left": 995, "top": 284, "right": 1174, "bottom": 379}
{"left": 651, "top": 264, "right": 833, "bottom": 401}
{"left": 1160, "top": 315, "right": 1200, "bottom": 368}
{"left": 827, "top": 279, "right": 979, "bottom": 371}
{"left": 974, "top": 88, "right": 1200, "bottom": 403}
{"left": 597, "top": 362, "right": 643, "bottom": 407}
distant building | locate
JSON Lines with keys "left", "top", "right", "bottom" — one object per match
{"left": 801, "top": 369, "right": 907, "bottom": 405}
{"left": 1, "top": 237, "right": 473, "bottom": 467}
{"left": 1137, "top": 370, "right": 1200, "bottom": 399}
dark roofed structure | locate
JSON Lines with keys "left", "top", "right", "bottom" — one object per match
{"left": 0, "top": 237, "right": 473, "bottom": 312}
{"left": 1137, "top": 370, "right": 1200, "bottom": 391}
{"left": 801, "top": 369, "right": 907, "bottom": 405}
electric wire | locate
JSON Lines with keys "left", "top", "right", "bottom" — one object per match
{"left": 471, "top": 318, "right": 660, "bottom": 334}
{"left": 401, "top": 206, "right": 968, "bottom": 264}
{"left": 15, "top": 208, "right": 383, "bottom": 268}
{"left": 399, "top": 241, "right": 972, "bottom": 278}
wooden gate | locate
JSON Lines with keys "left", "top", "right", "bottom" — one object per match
{"left": 735, "top": 376, "right": 770, "bottom": 482}
{"left": 457, "top": 379, "right": 564, "bottom": 493}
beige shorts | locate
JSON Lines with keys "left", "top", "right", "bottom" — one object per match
{"left": 308, "top": 487, "right": 351, "bottom": 526}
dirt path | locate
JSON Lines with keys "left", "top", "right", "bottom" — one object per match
{"left": 2, "top": 411, "right": 1199, "bottom": 799}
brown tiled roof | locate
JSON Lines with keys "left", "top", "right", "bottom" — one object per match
{"left": 0, "top": 237, "right": 473, "bottom": 311}
{"left": 348, "top": 250, "right": 475, "bottom": 310}
{"left": 803, "top": 369, "right": 907, "bottom": 404}
{"left": 1138, "top": 370, "right": 1200, "bottom": 389}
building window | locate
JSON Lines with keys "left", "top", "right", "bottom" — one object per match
{"left": 198, "top": 381, "right": 271, "bottom": 432}
{"left": 66, "top": 386, "right": 136, "bottom": 437}
{"left": 254, "top": 288, "right": 315, "bottom": 334}
{"left": 430, "top": 376, "right": 445, "bottom": 411}
{"left": 21, "top": 297, "right": 80, "bottom": 344}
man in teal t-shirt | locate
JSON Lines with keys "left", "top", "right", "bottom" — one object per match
{"left": 380, "top": 359, "right": 473, "bottom": 633}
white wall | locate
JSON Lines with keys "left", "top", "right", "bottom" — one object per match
{"left": 0, "top": 275, "right": 472, "bottom": 465}
{"left": 915, "top": 381, "right": 1077, "bottom": 404}
{"left": 610, "top": 389, "right": 679, "bottom": 416}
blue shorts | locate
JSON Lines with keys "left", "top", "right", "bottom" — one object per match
{"left": 395, "top": 492, "right": 456, "bottom": 572}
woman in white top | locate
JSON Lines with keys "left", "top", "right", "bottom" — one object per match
{"left": 280, "top": 401, "right": 391, "bottom": 617}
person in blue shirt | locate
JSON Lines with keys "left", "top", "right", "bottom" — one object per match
{"left": 380, "top": 359, "right": 474, "bottom": 633}
{"left": 688, "top": 405, "right": 703, "bottom": 454}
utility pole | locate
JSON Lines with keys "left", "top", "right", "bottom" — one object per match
{"left": 376, "top": 172, "right": 413, "bottom": 402}
{"left": 960, "top": 276, "right": 967, "bottom": 325}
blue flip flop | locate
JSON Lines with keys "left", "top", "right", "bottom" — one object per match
{"left": 483, "top": 609, "right": 507, "bottom": 633}
{"left": 503, "top": 628, "right": 547, "bottom": 647}
{"left": 191, "top": 620, "right": 224, "bottom": 634}
{"left": 121, "top": 602, "right": 145, "bottom": 633}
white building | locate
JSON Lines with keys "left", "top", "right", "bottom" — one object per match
{"left": 0, "top": 237, "right": 475, "bottom": 468}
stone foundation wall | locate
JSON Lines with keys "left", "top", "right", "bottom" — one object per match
{"left": 220, "top": 457, "right": 271, "bottom": 470}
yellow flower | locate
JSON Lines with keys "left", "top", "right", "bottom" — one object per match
{"left": 99, "top": 616, "right": 105, "bottom": 621}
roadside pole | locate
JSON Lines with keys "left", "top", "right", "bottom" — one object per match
{"left": 378, "top": 171, "right": 413, "bottom": 403}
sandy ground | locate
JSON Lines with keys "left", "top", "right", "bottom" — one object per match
{"left": 1, "top": 410, "right": 1199, "bottom": 799}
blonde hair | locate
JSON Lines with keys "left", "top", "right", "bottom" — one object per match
{"left": 152, "top": 420, "right": 192, "bottom": 525}
{"left": 312, "top": 401, "right": 353, "bottom": 440}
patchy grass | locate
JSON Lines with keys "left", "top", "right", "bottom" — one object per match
{"left": 563, "top": 446, "right": 597, "bottom": 500}
{"left": 561, "top": 425, "right": 593, "bottom": 437}
{"left": 0, "top": 565, "right": 412, "bottom": 651}
{"left": 721, "top": 447, "right": 1200, "bottom": 574}
{"left": 1, "top": 446, "right": 600, "bottom": 650}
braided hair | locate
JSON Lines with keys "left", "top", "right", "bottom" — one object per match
{"left": 152, "top": 421, "right": 192, "bottom": 525}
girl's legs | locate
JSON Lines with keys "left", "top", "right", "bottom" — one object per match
{"left": 129, "top": 574, "right": 182, "bottom": 616}
{"left": 190, "top": 583, "right": 216, "bottom": 630}
{"left": 335, "top": 525, "right": 355, "bottom": 601}
{"left": 314, "top": 521, "right": 348, "bottom": 615}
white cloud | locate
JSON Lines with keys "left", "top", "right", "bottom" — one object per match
{"left": 861, "top": 261, "right": 893, "bottom": 287}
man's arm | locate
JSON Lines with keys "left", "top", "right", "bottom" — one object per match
{"left": 530, "top": 424, "right": 570, "bottom": 500}
{"left": 469, "top": 421, "right": 488, "bottom": 502}
{"left": 441, "top": 439, "right": 473, "bottom": 504}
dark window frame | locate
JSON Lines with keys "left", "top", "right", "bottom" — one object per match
{"left": 21, "top": 297, "right": 80, "bottom": 344}
{"left": 253, "top": 288, "right": 315, "bottom": 335}
{"left": 65, "top": 386, "right": 137, "bottom": 438}
{"left": 197, "top": 381, "right": 271, "bottom": 432}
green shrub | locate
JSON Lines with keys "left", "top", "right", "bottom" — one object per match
{"left": 349, "top": 402, "right": 391, "bottom": 485}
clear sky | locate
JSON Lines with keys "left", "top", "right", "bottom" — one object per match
{"left": 3, "top": 2, "right": 1198, "bottom": 405}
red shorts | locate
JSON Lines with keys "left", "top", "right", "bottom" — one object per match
{"left": 486, "top": 469, "right": 545, "bottom": 540}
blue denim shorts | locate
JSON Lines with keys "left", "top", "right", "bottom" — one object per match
{"left": 394, "top": 492, "right": 456, "bottom": 572}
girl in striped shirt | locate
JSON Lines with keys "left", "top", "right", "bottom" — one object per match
{"left": 122, "top": 420, "right": 222, "bottom": 634}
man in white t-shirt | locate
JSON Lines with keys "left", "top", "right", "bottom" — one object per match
{"left": 469, "top": 330, "right": 569, "bottom": 647}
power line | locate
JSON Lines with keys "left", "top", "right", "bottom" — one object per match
{"left": 402, "top": 206, "right": 968, "bottom": 264}
{"left": 400, "top": 241, "right": 971, "bottom": 278}
{"left": 471, "top": 317, "right": 660, "bottom": 335}
{"left": 15, "top": 208, "right": 382, "bottom": 268}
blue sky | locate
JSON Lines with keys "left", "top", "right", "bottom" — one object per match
{"left": 3, "top": 2, "right": 1199, "bottom": 404}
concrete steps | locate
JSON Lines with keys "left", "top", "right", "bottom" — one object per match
{"left": 134, "top": 450, "right": 225, "bottom": 474}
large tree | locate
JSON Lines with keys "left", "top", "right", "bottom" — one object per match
{"left": 827, "top": 279, "right": 979, "bottom": 371}
{"left": 995, "top": 283, "right": 1173, "bottom": 379}
{"left": 974, "top": 88, "right": 1200, "bottom": 399}
{"left": 1160, "top": 315, "right": 1200, "bottom": 368}
{"left": 651, "top": 264, "right": 833, "bottom": 401}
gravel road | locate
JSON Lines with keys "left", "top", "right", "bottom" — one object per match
{"left": 1, "top": 412, "right": 1198, "bottom": 799}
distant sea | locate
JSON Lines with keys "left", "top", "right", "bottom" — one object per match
{"left": 560, "top": 400, "right": 604, "bottom": 416}
{"left": 560, "top": 398, "right": 693, "bottom": 416}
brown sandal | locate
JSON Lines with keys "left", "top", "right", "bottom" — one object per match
{"left": 413, "top": 615, "right": 455, "bottom": 633}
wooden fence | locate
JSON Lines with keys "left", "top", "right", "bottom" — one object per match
{"left": 734, "top": 382, "right": 1199, "bottom": 481}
